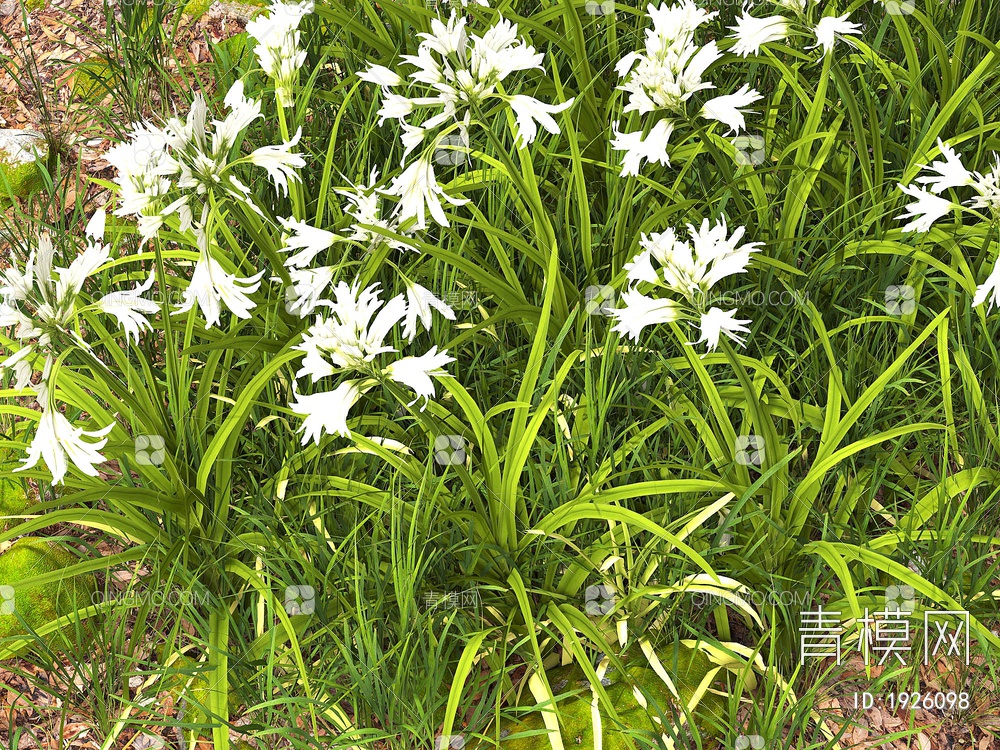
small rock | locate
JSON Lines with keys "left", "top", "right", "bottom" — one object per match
{"left": 0, "top": 0, "right": 16, "bottom": 15}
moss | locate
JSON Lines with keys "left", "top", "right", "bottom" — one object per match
{"left": 0, "top": 478, "right": 33, "bottom": 535}
{"left": 471, "top": 646, "right": 725, "bottom": 749}
{"left": 182, "top": 0, "right": 267, "bottom": 19}
{"left": 160, "top": 654, "right": 242, "bottom": 734}
{"left": 181, "top": 0, "right": 212, "bottom": 18}
{"left": 72, "top": 58, "right": 114, "bottom": 103}
{"left": 24, "top": 0, "right": 45, "bottom": 11}
{"left": 0, "top": 537, "right": 95, "bottom": 642}
{"left": 0, "top": 158, "right": 44, "bottom": 204}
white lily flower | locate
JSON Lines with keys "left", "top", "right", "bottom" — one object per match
{"left": 291, "top": 379, "right": 365, "bottom": 443}
{"left": 15, "top": 407, "right": 114, "bottom": 485}
{"left": 385, "top": 157, "right": 469, "bottom": 230}
{"left": 55, "top": 242, "right": 112, "bottom": 306}
{"left": 284, "top": 266, "right": 335, "bottom": 318}
{"left": 809, "top": 14, "right": 863, "bottom": 57}
{"left": 358, "top": 64, "right": 402, "bottom": 88}
{"left": 337, "top": 170, "right": 418, "bottom": 253}
{"left": 403, "top": 282, "right": 456, "bottom": 341}
{"left": 915, "top": 139, "right": 975, "bottom": 194}
{"left": 611, "top": 119, "right": 674, "bottom": 176}
{"left": 610, "top": 288, "right": 681, "bottom": 341}
{"left": 245, "top": 0, "right": 313, "bottom": 106}
{"left": 99, "top": 273, "right": 159, "bottom": 344}
{"left": 278, "top": 217, "right": 339, "bottom": 268}
{"left": 248, "top": 128, "right": 306, "bottom": 196}
{"left": 507, "top": 95, "right": 575, "bottom": 147}
{"left": 624, "top": 249, "right": 659, "bottom": 284}
{"left": 1, "top": 346, "right": 35, "bottom": 390}
{"left": 896, "top": 183, "right": 955, "bottom": 232}
{"left": 969, "top": 156, "right": 1000, "bottom": 214}
{"left": 383, "top": 346, "right": 455, "bottom": 408}
{"left": 700, "top": 84, "right": 762, "bottom": 134}
{"left": 641, "top": 217, "right": 762, "bottom": 301}
{"left": 728, "top": 12, "right": 789, "bottom": 57}
{"left": 178, "top": 253, "right": 265, "bottom": 327}
{"left": 294, "top": 281, "right": 404, "bottom": 378}
{"left": 973, "top": 256, "right": 1000, "bottom": 310}
{"left": 695, "top": 307, "right": 751, "bottom": 351}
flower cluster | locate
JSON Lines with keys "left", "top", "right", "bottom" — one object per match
{"left": 611, "top": 1, "right": 865, "bottom": 176}
{"left": 895, "top": 138, "right": 1000, "bottom": 308}
{"left": 727, "top": 1, "right": 862, "bottom": 59}
{"left": 612, "top": 217, "right": 761, "bottom": 351}
{"left": 105, "top": 80, "right": 304, "bottom": 244}
{"left": 246, "top": 0, "right": 314, "bottom": 107}
{"left": 359, "top": 11, "right": 573, "bottom": 227}
{"left": 291, "top": 280, "right": 455, "bottom": 443}
{"left": 0, "top": 210, "right": 158, "bottom": 484}
{"left": 611, "top": 1, "right": 762, "bottom": 176}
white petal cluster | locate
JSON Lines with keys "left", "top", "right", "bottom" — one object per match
{"left": 808, "top": 14, "right": 863, "bottom": 57}
{"left": 900, "top": 140, "right": 1000, "bottom": 311}
{"left": 611, "top": 1, "right": 761, "bottom": 176}
{"left": 897, "top": 139, "right": 1000, "bottom": 235}
{"left": 291, "top": 279, "right": 455, "bottom": 443}
{"left": 359, "top": 11, "right": 573, "bottom": 227}
{"left": 612, "top": 217, "right": 760, "bottom": 351}
{"left": 0, "top": 209, "right": 160, "bottom": 484}
{"left": 245, "top": 0, "right": 314, "bottom": 107}
{"left": 105, "top": 80, "right": 303, "bottom": 241}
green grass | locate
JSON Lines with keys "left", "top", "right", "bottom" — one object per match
{"left": 0, "top": 0, "right": 999, "bottom": 746}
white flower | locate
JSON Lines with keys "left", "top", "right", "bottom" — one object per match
{"left": 358, "top": 64, "right": 403, "bottom": 88}
{"left": 178, "top": 253, "right": 265, "bottom": 327}
{"left": 973, "top": 255, "right": 1000, "bottom": 310}
{"left": 695, "top": 307, "right": 751, "bottom": 351}
{"left": 507, "top": 95, "right": 575, "bottom": 147}
{"left": 245, "top": 0, "right": 313, "bottom": 106}
{"left": 383, "top": 346, "right": 455, "bottom": 408}
{"left": 776, "top": 0, "right": 806, "bottom": 12}
{"left": 728, "top": 12, "right": 789, "bottom": 57}
{"left": 611, "top": 119, "right": 674, "bottom": 176}
{"left": 403, "top": 282, "right": 455, "bottom": 341}
{"left": 625, "top": 248, "right": 659, "bottom": 284}
{"left": 294, "top": 281, "right": 405, "bottom": 378}
{"left": 1, "top": 346, "right": 35, "bottom": 389}
{"left": 99, "top": 273, "right": 158, "bottom": 343}
{"left": 104, "top": 123, "right": 174, "bottom": 219}
{"left": 700, "top": 84, "right": 762, "bottom": 134}
{"left": 915, "top": 139, "right": 974, "bottom": 194}
{"left": 291, "top": 379, "right": 365, "bottom": 443}
{"left": 969, "top": 156, "right": 1000, "bottom": 214}
{"left": 385, "top": 157, "right": 468, "bottom": 229}
{"left": 641, "top": 217, "right": 761, "bottom": 301}
{"left": 610, "top": 288, "right": 681, "bottom": 341}
{"left": 809, "top": 14, "right": 863, "bottom": 57}
{"left": 284, "top": 266, "right": 335, "bottom": 318}
{"left": 279, "top": 217, "right": 339, "bottom": 268}
{"left": 337, "top": 170, "right": 418, "bottom": 252}
{"left": 55, "top": 242, "right": 112, "bottom": 307}
{"left": 15, "top": 407, "right": 113, "bottom": 485}
{"left": 85, "top": 208, "right": 106, "bottom": 241}
{"left": 247, "top": 128, "right": 305, "bottom": 197}
{"left": 896, "top": 183, "right": 955, "bottom": 232}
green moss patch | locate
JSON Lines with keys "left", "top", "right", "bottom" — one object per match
{"left": 0, "top": 537, "right": 95, "bottom": 642}
{"left": 0, "top": 130, "right": 47, "bottom": 204}
{"left": 472, "top": 646, "right": 725, "bottom": 748}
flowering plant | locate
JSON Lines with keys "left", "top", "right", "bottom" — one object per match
{"left": 1, "top": 0, "right": 999, "bottom": 746}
